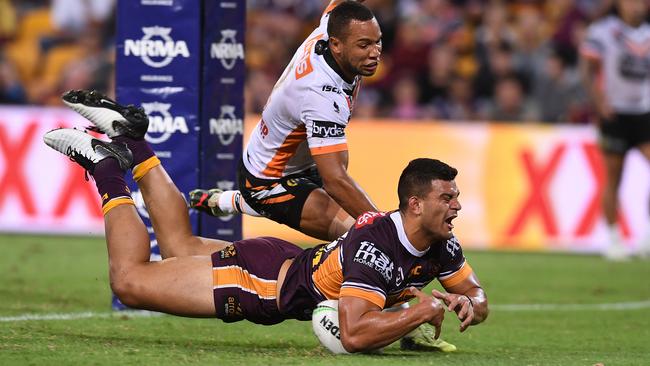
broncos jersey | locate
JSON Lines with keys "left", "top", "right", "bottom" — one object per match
{"left": 581, "top": 15, "right": 650, "bottom": 113}
{"left": 243, "top": 6, "right": 360, "bottom": 179}
{"left": 279, "top": 211, "right": 473, "bottom": 320}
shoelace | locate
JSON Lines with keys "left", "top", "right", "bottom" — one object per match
{"left": 65, "top": 146, "right": 93, "bottom": 181}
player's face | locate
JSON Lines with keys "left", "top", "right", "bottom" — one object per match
{"left": 420, "top": 180, "right": 461, "bottom": 240}
{"left": 618, "top": 0, "right": 647, "bottom": 26}
{"left": 333, "top": 18, "right": 382, "bottom": 78}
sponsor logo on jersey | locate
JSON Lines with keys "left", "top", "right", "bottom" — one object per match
{"left": 312, "top": 120, "right": 345, "bottom": 138}
{"left": 124, "top": 27, "right": 190, "bottom": 68}
{"left": 219, "top": 244, "right": 237, "bottom": 259}
{"left": 209, "top": 105, "right": 243, "bottom": 146}
{"left": 141, "top": 102, "right": 189, "bottom": 144}
{"left": 395, "top": 267, "right": 404, "bottom": 286}
{"left": 210, "top": 29, "right": 244, "bottom": 70}
{"left": 224, "top": 295, "right": 243, "bottom": 318}
{"left": 353, "top": 241, "right": 394, "bottom": 282}
{"left": 322, "top": 85, "right": 342, "bottom": 94}
{"left": 446, "top": 236, "right": 460, "bottom": 257}
{"left": 354, "top": 211, "right": 386, "bottom": 228}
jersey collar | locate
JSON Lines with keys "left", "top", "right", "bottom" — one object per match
{"left": 323, "top": 47, "right": 355, "bottom": 85}
{"left": 390, "top": 211, "right": 429, "bottom": 257}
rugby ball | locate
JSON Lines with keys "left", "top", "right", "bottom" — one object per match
{"left": 312, "top": 300, "right": 349, "bottom": 354}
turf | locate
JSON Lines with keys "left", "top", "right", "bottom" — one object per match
{"left": 0, "top": 234, "right": 649, "bottom": 365}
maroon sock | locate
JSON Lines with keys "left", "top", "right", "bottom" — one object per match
{"left": 112, "top": 136, "right": 155, "bottom": 167}
{"left": 93, "top": 158, "right": 132, "bottom": 207}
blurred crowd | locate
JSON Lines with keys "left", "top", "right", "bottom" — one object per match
{"left": 0, "top": 0, "right": 629, "bottom": 123}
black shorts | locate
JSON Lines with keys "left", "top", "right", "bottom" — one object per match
{"left": 599, "top": 112, "right": 650, "bottom": 154}
{"left": 237, "top": 162, "right": 323, "bottom": 230}
{"left": 211, "top": 237, "right": 304, "bottom": 325}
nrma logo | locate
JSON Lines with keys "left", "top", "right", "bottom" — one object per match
{"left": 142, "top": 102, "right": 189, "bottom": 144}
{"left": 124, "top": 27, "right": 190, "bottom": 68}
{"left": 210, "top": 29, "right": 244, "bottom": 70}
{"left": 209, "top": 105, "right": 243, "bottom": 146}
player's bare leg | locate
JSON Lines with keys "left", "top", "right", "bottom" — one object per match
{"left": 300, "top": 188, "right": 355, "bottom": 241}
{"left": 601, "top": 151, "right": 628, "bottom": 260}
{"left": 634, "top": 142, "right": 650, "bottom": 257}
{"left": 62, "top": 89, "right": 229, "bottom": 258}
{"left": 44, "top": 128, "right": 216, "bottom": 316}
{"left": 134, "top": 164, "right": 231, "bottom": 258}
{"left": 104, "top": 204, "right": 216, "bottom": 316}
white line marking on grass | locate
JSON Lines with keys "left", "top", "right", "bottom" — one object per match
{"left": 0, "top": 310, "right": 161, "bottom": 322}
{"left": 492, "top": 300, "right": 650, "bottom": 311}
{"left": 2, "top": 300, "right": 649, "bottom": 322}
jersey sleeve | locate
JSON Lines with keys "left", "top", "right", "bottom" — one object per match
{"left": 340, "top": 237, "right": 391, "bottom": 309}
{"left": 580, "top": 21, "right": 605, "bottom": 60}
{"left": 302, "top": 90, "right": 349, "bottom": 156}
{"left": 437, "top": 236, "right": 474, "bottom": 288}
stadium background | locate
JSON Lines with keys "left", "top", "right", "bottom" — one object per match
{"left": 2, "top": 0, "right": 650, "bottom": 254}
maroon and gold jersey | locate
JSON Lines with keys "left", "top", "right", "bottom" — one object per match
{"left": 279, "top": 211, "right": 473, "bottom": 320}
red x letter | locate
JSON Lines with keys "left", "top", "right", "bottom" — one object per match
{"left": 574, "top": 143, "right": 631, "bottom": 237}
{"left": 0, "top": 122, "right": 38, "bottom": 215}
{"left": 507, "top": 144, "right": 566, "bottom": 237}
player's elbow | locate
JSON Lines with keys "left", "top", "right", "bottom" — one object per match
{"left": 340, "top": 332, "right": 373, "bottom": 353}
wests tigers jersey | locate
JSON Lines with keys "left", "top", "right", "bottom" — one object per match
{"left": 243, "top": 6, "right": 359, "bottom": 179}
{"left": 279, "top": 211, "right": 473, "bottom": 320}
{"left": 581, "top": 15, "right": 650, "bottom": 113}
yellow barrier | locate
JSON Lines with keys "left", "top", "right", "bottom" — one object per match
{"left": 242, "top": 117, "right": 649, "bottom": 253}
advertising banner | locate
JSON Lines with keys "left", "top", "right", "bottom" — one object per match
{"left": 0, "top": 107, "right": 105, "bottom": 235}
{"left": 199, "top": 0, "right": 245, "bottom": 240}
{"left": 242, "top": 118, "right": 650, "bottom": 254}
{"left": 3, "top": 110, "right": 647, "bottom": 254}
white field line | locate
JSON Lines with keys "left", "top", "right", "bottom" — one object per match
{"left": 0, "top": 310, "right": 161, "bottom": 322}
{"left": 490, "top": 300, "right": 650, "bottom": 311}
{"left": 1, "top": 300, "right": 649, "bottom": 322}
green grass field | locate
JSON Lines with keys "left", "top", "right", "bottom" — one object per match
{"left": 1, "top": 234, "right": 649, "bottom": 365}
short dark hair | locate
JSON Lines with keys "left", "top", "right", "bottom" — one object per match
{"left": 327, "top": 1, "right": 375, "bottom": 41}
{"left": 398, "top": 158, "right": 458, "bottom": 210}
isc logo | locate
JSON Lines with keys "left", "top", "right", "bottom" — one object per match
{"left": 210, "top": 29, "right": 244, "bottom": 70}
{"left": 124, "top": 27, "right": 190, "bottom": 68}
{"left": 141, "top": 102, "right": 189, "bottom": 144}
{"left": 209, "top": 105, "right": 243, "bottom": 146}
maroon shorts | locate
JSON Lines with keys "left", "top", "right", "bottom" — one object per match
{"left": 211, "top": 236, "right": 303, "bottom": 325}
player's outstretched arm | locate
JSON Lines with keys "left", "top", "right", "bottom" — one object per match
{"left": 313, "top": 150, "right": 379, "bottom": 218}
{"left": 338, "top": 287, "right": 444, "bottom": 353}
{"left": 435, "top": 272, "right": 488, "bottom": 332}
{"left": 579, "top": 51, "right": 612, "bottom": 121}
{"left": 322, "top": 0, "right": 365, "bottom": 16}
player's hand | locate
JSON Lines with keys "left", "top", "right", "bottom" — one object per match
{"left": 432, "top": 289, "right": 474, "bottom": 332}
{"left": 409, "top": 287, "right": 445, "bottom": 339}
{"left": 595, "top": 98, "right": 614, "bottom": 122}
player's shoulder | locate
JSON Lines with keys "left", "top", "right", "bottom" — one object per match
{"left": 345, "top": 212, "right": 398, "bottom": 248}
{"left": 589, "top": 15, "right": 619, "bottom": 33}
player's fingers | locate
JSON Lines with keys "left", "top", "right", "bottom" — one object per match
{"left": 459, "top": 312, "right": 473, "bottom": 332}
{"left": 409, "top": 286, "right": 424, "bottom": 300}
{"left": 431, "top": 289, "right": 449, "bottom": 306}
{"left": 434, "top": 322, "right": 442, "bottom": 339}
{"left": 446, "top": 296, "right": 461, "bottom": 312}
{"left": 457, "top": 301, "right": 468, "bottom": 319}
